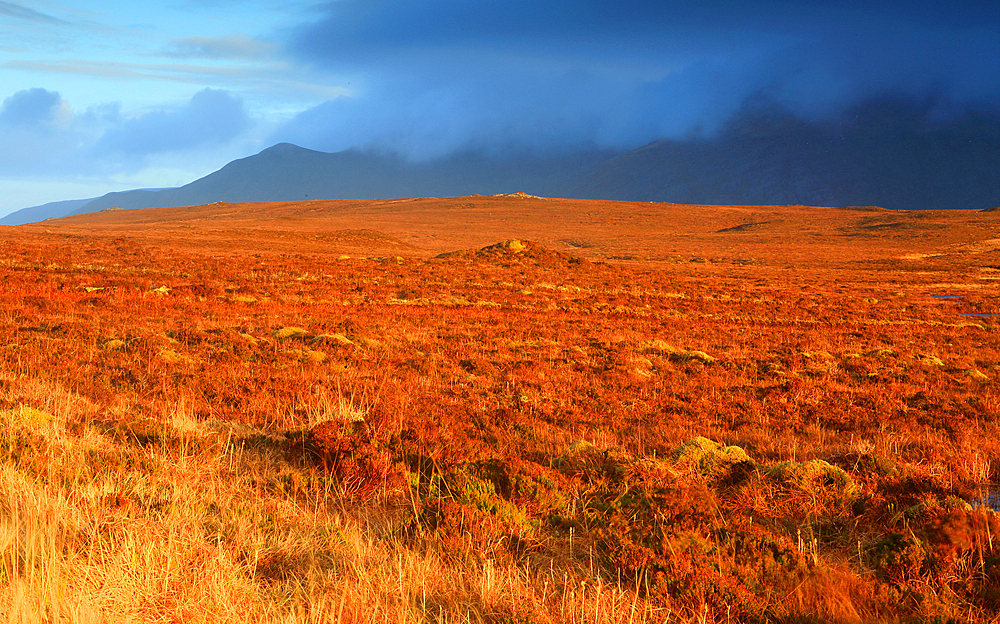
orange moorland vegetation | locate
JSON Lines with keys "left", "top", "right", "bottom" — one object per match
{"left": 1, "top": 195, "right": 998, "bottom": 623}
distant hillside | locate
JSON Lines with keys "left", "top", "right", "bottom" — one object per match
{"left": 71, "top": 144, "right": 614, "bottom": 215}
{"left": 553, "top": 97, "right": 1000, "bottom": 210}
{"left": 1, "top": 198, "right": 95, "bottom": 225}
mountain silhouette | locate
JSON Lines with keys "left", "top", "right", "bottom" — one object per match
{"left": 0, "top": 197, "right": 94, "bottom": 225}
{"left": 3, "top": 95, "right": 997, "bottom": 224}
{"left": 66, "top": 144, "right": 613, "bottom": 215}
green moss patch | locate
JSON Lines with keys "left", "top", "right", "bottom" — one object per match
{"left": 766, "top": 459, "right": 859, "bottom": 496}
{"left": 670, "top": 436, "right": 753, "bottom": 479}
{"left": 273, "top": 327, "right": 310, "bottom": 340}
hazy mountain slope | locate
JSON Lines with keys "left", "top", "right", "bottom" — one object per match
{"left": 72, "top": 144, "right": 615, "bottom": 215}
{"left": 555, "top": 98, "right": 1000, "bottom": 210}
{"left": 1, "top": 198, "right": 95, "bottom": 225}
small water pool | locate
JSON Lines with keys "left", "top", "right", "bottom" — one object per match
{"left": 970, "top": 485, "right": 1000, "bottom": 512}
{"left": 959, "top": 313, "right": 1000, "bottom": 318}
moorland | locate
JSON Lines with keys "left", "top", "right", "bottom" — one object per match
{"left": 1, "top": 195, "right": 998, "bottom": 623}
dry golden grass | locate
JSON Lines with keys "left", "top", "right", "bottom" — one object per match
{"left": 1, "top": 196, "right": 998, "bottom": 623}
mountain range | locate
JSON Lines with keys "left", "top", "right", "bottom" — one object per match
{"left": 2, "top": 96, "right": 997, "bottom": 225}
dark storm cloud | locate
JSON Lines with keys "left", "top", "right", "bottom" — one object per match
{"left": 97, "top": 88, "right": 250, "bottom": 156}
{"left": 277, "top": 0, "right": 1000, "bottom": 156}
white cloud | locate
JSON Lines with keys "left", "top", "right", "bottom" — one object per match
{"left": 0, "top": 87, "right": 63, "bottom": 127}
{"left": 160, "top": 35, "right": 278, "bottom": 61}
{"left": 0, "top": 87, "right": 255, "bottom": 180}
{"left": 0, "top": 1, "right": 63, "bottom": 24}
{"left": 96, "top": 88, "right": 250, "bottom": 157}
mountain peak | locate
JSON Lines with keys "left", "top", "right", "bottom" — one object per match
{"left": 253, "top": 143, "right": 328, "bottom": 160}
{"left": 263, "top": 142, "right": 304, "bottom": 152}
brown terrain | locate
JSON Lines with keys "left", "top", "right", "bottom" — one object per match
{"left": 1, "top": 195, "right": 998, "bottom": 623}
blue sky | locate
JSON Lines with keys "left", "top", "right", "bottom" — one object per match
{"left": 1, "top": 0, "right": 998, "bottom": 216}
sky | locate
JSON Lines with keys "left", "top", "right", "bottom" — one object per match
{"left": 1, "top": 0, "right": 998, "bottom": 217}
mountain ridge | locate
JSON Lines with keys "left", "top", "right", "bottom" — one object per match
{"left": 1, "top": 197, "right": 97, "bottom": 226}
{"left": 552, "top": 98, "right": 1000, "bottom": 209}
{"left": 68, "top": 143, "right": 614, "bottom": 215}
{"left": 6, "top": 96, "right": 998, "bottom": 224}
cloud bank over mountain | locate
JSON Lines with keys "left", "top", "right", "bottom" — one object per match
{"left": 274, "top": 0, "right": 1000, "bottom": 157}
{"left": 1, "top": 1, "right": 997, "bottom": 215}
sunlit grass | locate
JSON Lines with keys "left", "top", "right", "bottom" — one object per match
{"left": 0, "top": 215, "right": 998, "bottom": 623}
